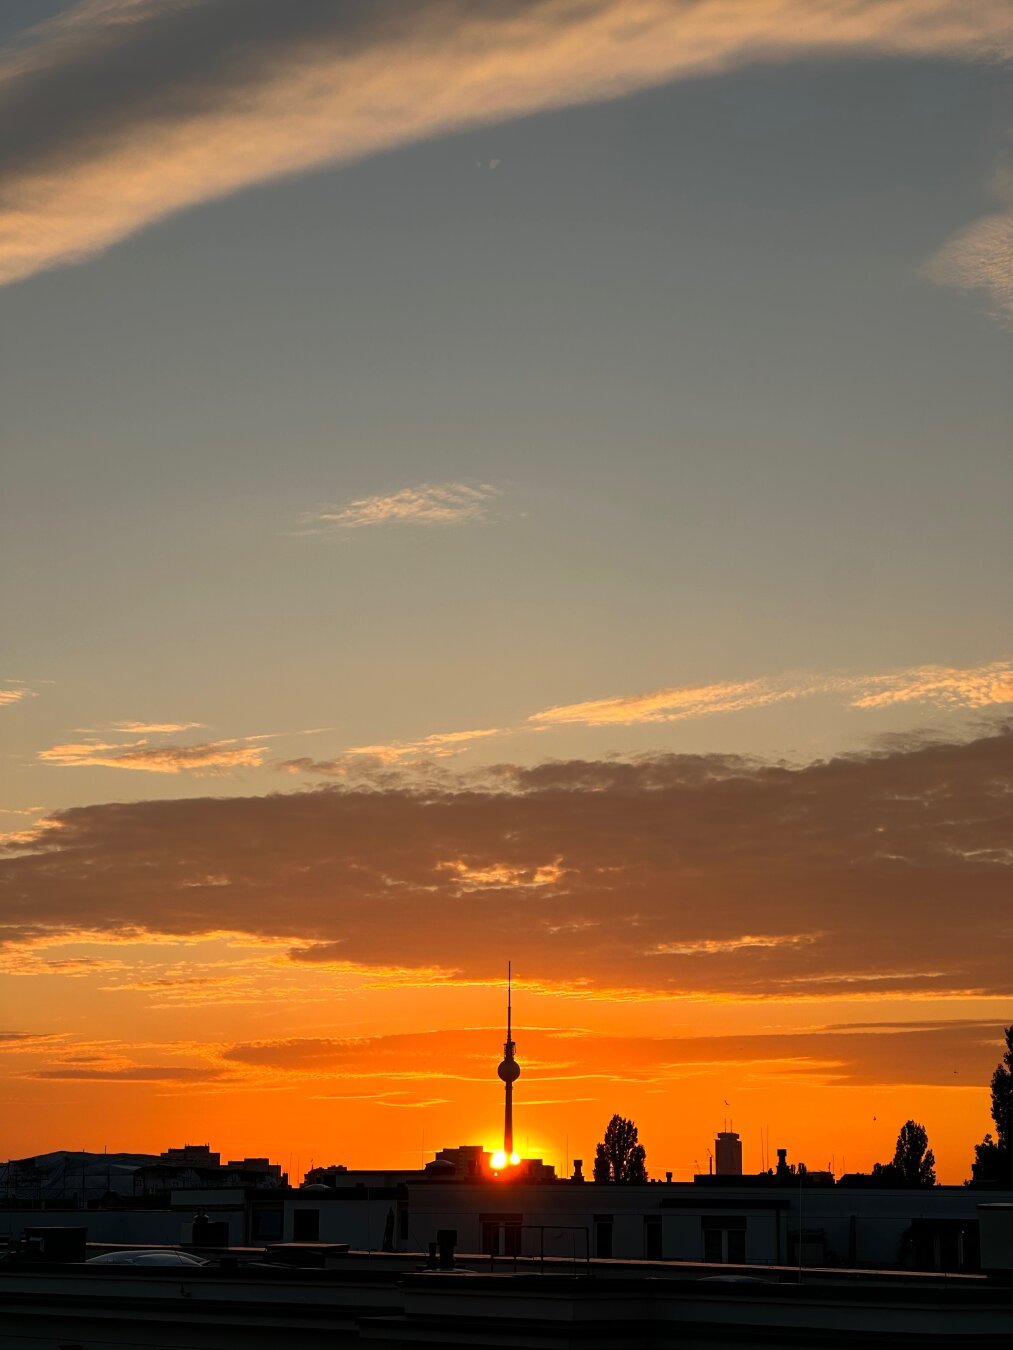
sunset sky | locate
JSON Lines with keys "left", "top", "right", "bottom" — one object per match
{"left": 1, "top": 0, "right": 1011, "bottom": 1185}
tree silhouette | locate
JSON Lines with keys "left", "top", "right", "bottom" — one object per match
{"left": 593, "top": 1114, "right": 648, "bottom": 1183}
{"left": 870, "top": 1120, "right": 936, "bottom": 1187}
{"left": 972, "top": 1025, "right": 1013, "bottom": 1186}
{"left": 891, "top": 1120, "right": 936, "bottom": 1187}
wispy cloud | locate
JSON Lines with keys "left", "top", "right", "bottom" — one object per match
{"left": 274, "top": 659, "right": 1013, "bottom": 780}
{"left": 437, "top": 858, "right": 565, "bottom": 891}
{"left": 109, "top": 720, "right": 205, "bottom": 735}
{"left": 345, "top": 727, "right": 506, "bottom": 762}
{"left": 0, "top": 1, "right": 1009, "bottom": 288}
{"left": 302, "top": 483, "right": 500, "bottom": 533}
{"left": 924, "top": 162, "right": 1013, "bottom": 326}
{"left": 530, "top": 678, "right": 793, "bottom": 728}
{"left": 530, "top": 660, "right": 1013, "bottom": 729}
{"left": 650, "top": 933, "right": 819, "bottom": 957}
{"left": 851, "top": 660, "right": 1013, "bottom": 710}
{"left": 0, "top": 686, "right": 32, "bottom": 707}
{"left": 39, "top": 738, "right": 266, "bottom": 774}
{"left": 30, "top": 1064, "right": 223, "bottom": 1083}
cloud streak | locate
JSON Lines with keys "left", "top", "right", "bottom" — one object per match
{"left": 531, "top": 660, "right": 1013, "bottom": 729}
{"left": 274, "top": 659, "right": 1013, "bottom": 781}
{"left": 109, "top": 720, "right": 206, "bottom": 734}
{"left": 0, "top": 0, "right": 1010, "bottom": 287}
{"left": 303, "top": 483, "right": 500, "bottom": 533}
{"left": 39, "top": 737, "right": 266, "bottom": 774}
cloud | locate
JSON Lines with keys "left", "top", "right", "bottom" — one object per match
{"left": 3, "top": 726, "right": 1012, "bottom": 1001}
{"left": 0, "top": 686, "right": 32, "bottom": 707}
{"left": 30, "top": 1064, "right": 223, "bottom": 1082}
{"left": 275, "top": 660, "right": 1013, "bottom": 781}
{"left": 650, "top": 933, "right": 818, "bottom": 956}
{"left": 0, "top": 1032, "right": 63, "bottom": 1052}
{"left": 436, "top": 858, "right": 566, "bottom": 890}
{"left": 531, "top": 660, "right": 1013, "bottom": 729}
{"left": 344, "top": 727, "right": 507, "bottom": 764}
{"left": 38, "top": 738, "right": 266, "bottom": 773}
{"left": 109, "top": 720, "right": 206, "bottom": 734}
{"left": 302, "top": 483, "right": 500, "bottom": 533}
{"left": 852, "top": 660, "right": 1013, "bottom": 710}
{"left": 222, "top": 1019, "right": 1011, "bottom": 1090}
{"left": 530, "top": 678, "right": 793, "bottom": 728}
{"left": 924, "top": 164, "right": 1013, "bottom": 326}
{"left": 0, "top": 0, "right": 1010, "bottom": 287}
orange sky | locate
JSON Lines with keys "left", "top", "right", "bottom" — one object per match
{"left": 1, "top": 928, "right": 1006, "bottom": 1183}
{"left": 3, "top": 730, "right": 1012, "bottom": 1182}
{"left": 1, "top": 0, "right": 1011, "bottom": 1193}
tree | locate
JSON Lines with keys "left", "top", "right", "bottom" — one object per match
{"left": 890, "top": 1120, "right": 936, "bottom": 1188}
{"left": 593, "top": 1114, "right": 648, "bottom": 1183}
{"left": 972, "top": 1026, "right": 1013, "bottom": 1186}
{"left": 989, "top": 1026, "right": 1013, "bottom": 1152}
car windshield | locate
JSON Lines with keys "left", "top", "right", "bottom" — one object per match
{"left": 88, "top": 1250, "right": 207, "bottom": 1266}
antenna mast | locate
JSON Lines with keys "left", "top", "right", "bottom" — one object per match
{"left": 497, "top": 960, "right": 520, "bottom": 1157}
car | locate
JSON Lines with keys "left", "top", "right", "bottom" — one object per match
{"left": 86, "top": 1249, "right": 209, "bottom": 1266}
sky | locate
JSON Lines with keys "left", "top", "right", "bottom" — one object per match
{"left": 1, "top": 0, "right": 1011, "bottom": 1184}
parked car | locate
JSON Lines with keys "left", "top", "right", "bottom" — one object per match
{"left": 87, "top": 1249, "right": 209, "bottom": 1266}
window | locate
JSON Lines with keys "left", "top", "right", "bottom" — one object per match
{"left": 252, "top": 1208, "right": 283, "bottom": 1241}
{"left": 293, "top": 1208, "right": 320, "bottom": 1241}
{"left": 701, "top": 1216, "right": 747, "bottom": 1264}
{"left": 480, "top": 1213, "right": 522, "bottom": 1256}
{"left": 644, "top": 1215, "right": 663, "bottom": 1260}
{"left": 594, "top": 1215, "right": 613, "bottom": 1259}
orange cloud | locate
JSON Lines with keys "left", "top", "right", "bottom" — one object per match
{"left": 303, "top": 483, "right": 500, "bottom": 532}
{"left": 38, "top": 738, "right": 266, "bottom": 773}
{"left": 437, "top": 858, "right": 566, "bottom": 890}
{"left": 850, "top": 660, "right": 1013, "bottom": 710}
{"left": 531, "top": 660, "right": 1013, "bottom": 729}
{"left": 0, "top": 1, "right": 1010, "bottom": 287}
{"left": 109, "top": 721, "right": 206, "bottom": 734}
{"left": 345, "top": 727, "right": 507, "bottom": 764}
{"left": 530, "top": 678, "right": 791, "bottom": 728}
{"left": 276, "top": 661, "right": 1013, "bottom": 777}
{"left": 650, "top": 934, "right": 818, "bottom": 956}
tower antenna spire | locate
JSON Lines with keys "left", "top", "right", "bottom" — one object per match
{"left": 497, "top": 960, "right": 520, "bottom": 1158}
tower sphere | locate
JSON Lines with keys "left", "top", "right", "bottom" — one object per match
{"left": 498, "top": 1057, "right": 520, "bottom": 1083}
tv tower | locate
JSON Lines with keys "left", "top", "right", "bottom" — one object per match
{"left": 497, "top": 961, "right": 521, "bottom": 1159}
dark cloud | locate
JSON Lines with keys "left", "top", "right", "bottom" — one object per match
{"left": 1, "top": 729, "right": 1011, "bottom": 999}
{"left": 0, "top": 1032, "right": 60, "bottom": 1049}
{"left": 30, "top": 1064, "right": 222, "bottom": 1082}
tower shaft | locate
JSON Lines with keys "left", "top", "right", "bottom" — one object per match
{"left": 497, "top": 961, "right": 520, "bottom": 1157}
